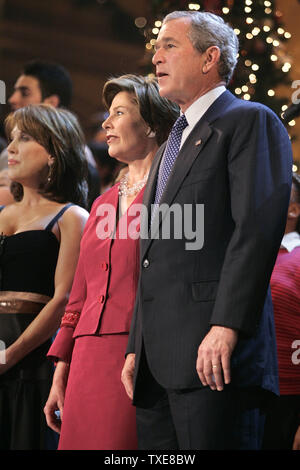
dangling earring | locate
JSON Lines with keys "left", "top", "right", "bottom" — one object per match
{"left": 47, "top": 164, "right": 53, "bottom": 183}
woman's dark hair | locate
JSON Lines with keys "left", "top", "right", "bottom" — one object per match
{"left": 102, "top": 74, "right": 179, "bottom": 146}
{"left": 5, "top": 104, "right": 88, "bottom": 207}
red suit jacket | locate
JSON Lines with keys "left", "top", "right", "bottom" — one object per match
{"left": 48, "top": 184, "right": 144, "bottom": 362}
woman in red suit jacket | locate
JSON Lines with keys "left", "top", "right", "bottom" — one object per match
{"left": 44, "top": 75, "right": 178, "bottom": 450}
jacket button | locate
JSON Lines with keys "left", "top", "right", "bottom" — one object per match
{"left": 143, "top": 259, "right": 150, "bottom": 268}
{"left": 101, "top": 262, "right": 108, "bottom": 271}
{"left": 99, "top": 295, "right": 105, "bottom": 303}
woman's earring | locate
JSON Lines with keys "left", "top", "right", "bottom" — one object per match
{"left": 47, "top": 164, "right": 53, "bottom": 183}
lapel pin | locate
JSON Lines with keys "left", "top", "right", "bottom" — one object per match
{"left": 195, "top": 139, "right": 202, "bottom": 146}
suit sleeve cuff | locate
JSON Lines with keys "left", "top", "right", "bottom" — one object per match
{"left": 47, "top": 326, "right": 75, "bottom": 364}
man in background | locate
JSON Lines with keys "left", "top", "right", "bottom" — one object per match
{"left": 0, "top": 60, "right": 100, "bottom": 208}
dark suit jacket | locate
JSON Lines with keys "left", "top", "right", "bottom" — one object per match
{"left": 127, "top": 90, "right": 292, "bottom": 406}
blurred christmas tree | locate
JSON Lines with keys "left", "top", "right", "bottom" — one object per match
{"left": 140, "top": 0, "right": 294, "bottom": 123}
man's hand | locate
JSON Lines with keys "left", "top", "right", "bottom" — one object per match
{"left": 196, "top": 325, "right": 238, "bottom": 391}
{"left": 121, "top": 353, "right": 136, "bottom": 400}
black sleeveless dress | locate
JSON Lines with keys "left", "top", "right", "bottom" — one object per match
{"left": 0, "top": 204, "right": 72, "bottom": 450}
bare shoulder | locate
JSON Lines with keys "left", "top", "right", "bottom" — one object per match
{"left": 0, "top": 202, "right": 19, "bottom": 220}
{"left": 59, "top": 204, "right": 89, "bottom": 233}
{"left": 62, "top": 204, "right": 89, "bottom": 221}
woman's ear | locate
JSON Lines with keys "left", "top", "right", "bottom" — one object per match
{"left": 48, "top": 155, "right": 55, "bottom": 166}
{"left": 148, "top": 131, "right": 156, "bottom": 138}
{"left": 146, "top": 127, "right": 156, "bottom": 138}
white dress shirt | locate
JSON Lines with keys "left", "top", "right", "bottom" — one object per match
{"left": 180, "top": 85, "right": 226, "bottom": 148}
{"left": 156, "top": 86, "right": 226, "bottom": 196}
{"left": 281, "top": 231, "right": 300, "bottom": 252}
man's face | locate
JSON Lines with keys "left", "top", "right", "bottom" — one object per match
{"left": 8, "top": 74, "right": 42, "bottom": 110}
{"left": 152, "top": 18, "right": 206, "bottom": 112}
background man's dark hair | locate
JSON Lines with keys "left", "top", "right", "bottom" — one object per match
{"left": 22, "top": 59, "right": 73, "bottom": 108}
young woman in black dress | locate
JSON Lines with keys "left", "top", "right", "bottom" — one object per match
{"left": 0, "top": 104, "right": 89, "bottom": 449}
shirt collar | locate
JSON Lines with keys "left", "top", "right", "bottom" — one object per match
{"left": 281, "top": 231, "right": 300, "bottom": 252}
{"left": 183, "top": 85, "right": 226, "bottom": 130}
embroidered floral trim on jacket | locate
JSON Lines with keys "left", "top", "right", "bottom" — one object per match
{"left": 60, "top": 311, "right": 80, "bottom": 328}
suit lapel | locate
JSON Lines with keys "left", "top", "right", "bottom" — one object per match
{"left": 139, "top": 143, "right": 165, "bottom": 249}
{"left": 159, "top": 120, "right": 213, "bottom": 207}
{"left": 140, "top": 122, "right": 213, "bottom": 256}
{"left": 140, "top": 90, "right": 237, "bottom": 257}
{"left": 143, "top": 142, "right": 166, "bottom": 212}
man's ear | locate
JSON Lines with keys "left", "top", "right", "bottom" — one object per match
{"left": 202, "top": 46, "right": 221, "bottom": 74}
{"left": 43, "top": 94, "right": 60, "bottom": 108}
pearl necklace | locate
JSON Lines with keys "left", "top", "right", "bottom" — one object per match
{"left": 118, "top": 172, "right": 148, "bottom": 197}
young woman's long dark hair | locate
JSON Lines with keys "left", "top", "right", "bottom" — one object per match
{"left": 5, "top": 104, "right": 88, "bottom": 208}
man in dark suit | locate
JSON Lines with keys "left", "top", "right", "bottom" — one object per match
{"left": 122, "top": 11, "right": 293, "bottom": 450}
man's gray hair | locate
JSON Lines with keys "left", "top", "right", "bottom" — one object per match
{"left": 163, "top": 11, "right": 239, "bottom": 84}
